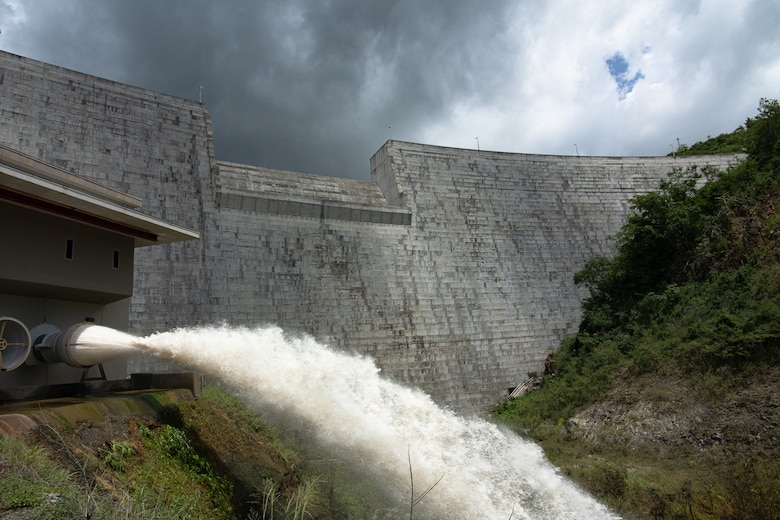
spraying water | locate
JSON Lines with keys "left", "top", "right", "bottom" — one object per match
{"left": 108, "top": 324, "right": 619, "bottom": 519}
{"left": 67, "top": 325, "right": 140, "bottom": 367}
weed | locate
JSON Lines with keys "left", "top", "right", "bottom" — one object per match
{"left": 249, "top": 474, "right": 320, "bottom": 520}
{"left": 284, "top": 475, "right": 320, "bottom": 520}
{"left": 584, "top": 462, "right": 628, "bottom": 499}
{"left": 99, "top": 440, "right": 136, "bottom": 472}
{"left": 257, "top": 477, "right": 280, "bottom": 519}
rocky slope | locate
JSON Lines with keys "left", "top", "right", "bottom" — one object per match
{"left": 570, "top": 366, "right": 780, "bottom": 458}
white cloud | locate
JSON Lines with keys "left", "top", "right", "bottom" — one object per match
{"left": 0, "top": 0, "right": 27, "bottom": 41}
{"left": 422, "top": 0, "right": 780, "bottom": 158}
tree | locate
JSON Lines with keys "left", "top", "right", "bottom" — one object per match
{"left": 745, "top": 97, "right": 780, "bottom": 169}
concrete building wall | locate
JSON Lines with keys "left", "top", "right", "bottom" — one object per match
{"left": 0, "top": 51, "right": 742, "bottom": 412}
{"left": 0, "top": 201, "right": 134, "bottom": 302}
{"left": 0, "top": 51, "right": 220, "bottom": 334}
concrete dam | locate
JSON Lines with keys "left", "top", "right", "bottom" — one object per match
{"left": 0, "top": 50, "right": 741, "bottom": 412}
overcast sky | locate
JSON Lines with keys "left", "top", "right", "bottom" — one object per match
{"left": 1, "top": 0, "right": 779, "bottom": 180}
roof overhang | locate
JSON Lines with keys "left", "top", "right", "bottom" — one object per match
{"left": 0, "top": 145, "right": 199, "bottom": 247}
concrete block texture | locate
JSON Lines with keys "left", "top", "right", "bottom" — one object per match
{"left": 0, "top": 50, "right": 742, "bottom": 412}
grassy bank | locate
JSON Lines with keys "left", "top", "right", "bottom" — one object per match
{"left": 0, "top": 386, "right": 389, "bottom": 519}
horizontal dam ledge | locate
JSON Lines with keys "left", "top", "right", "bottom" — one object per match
{"left": 382, "top": 139, "right": 746, "bottom": 163}
{"left": 217, "top": 160, "right": 395, "bottom": 206}
{"left": 218, "top": 190, "right": 412, "bottom": 225}
{"left": 216, "top": 143, "right": 742, "bottom": 227}
{"left": 221, "top": 143, "right": 743, "bottom": 193}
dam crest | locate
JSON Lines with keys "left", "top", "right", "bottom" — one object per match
{"left": 0, "top": 50, "right": 741, "bottom": 412}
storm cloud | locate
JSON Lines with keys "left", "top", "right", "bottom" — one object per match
{"left": 2, "top": 0, "right": 779, "bottom": 179}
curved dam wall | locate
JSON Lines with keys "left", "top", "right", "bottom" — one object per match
{"left": 0, "top": 51, "right": 741, "bottom": 412}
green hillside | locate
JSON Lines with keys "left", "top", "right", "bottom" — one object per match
{"left": 495, "top": 98, "right": 780, "bottom": 519}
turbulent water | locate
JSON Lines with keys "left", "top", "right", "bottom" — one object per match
{"left": 123, "top": 324, "right": 618, "bottom": 519}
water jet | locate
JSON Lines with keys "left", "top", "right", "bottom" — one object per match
{"left": 138, "top": 325, "right": 620, "bottom": 519}
{"left": 30, "top": 321, "right": 140, "bottom": 368}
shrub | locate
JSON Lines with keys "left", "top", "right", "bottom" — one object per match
{"left": 100, "top": 440, "right": 136, "bottom": 472}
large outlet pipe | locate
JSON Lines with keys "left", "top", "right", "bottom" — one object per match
{"left": 33, "top": 322, "right": 139, "bottom": 368}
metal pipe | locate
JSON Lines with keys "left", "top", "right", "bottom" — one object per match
{"left": 33, "top": 322, "right": 139, "bottom": 367}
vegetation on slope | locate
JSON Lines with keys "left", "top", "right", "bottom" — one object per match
{"left": 0, "top": 386, "right": 386, "bottom": 519}
{"left": 495, "top": 99, "right": 780, "bottom": 519}
{"left": 0, "top": 389, "right": 233, "bottom": 519}
{"left": 672, "top": 98, "right": 780, "bottom": 159}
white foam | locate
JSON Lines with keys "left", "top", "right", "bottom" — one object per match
{"left": 136, "top": 325, "right": 618, "bottom": 519}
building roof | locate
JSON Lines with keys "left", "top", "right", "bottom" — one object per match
{"left": 0, "top": 145, "right": 198, "bottom": 247}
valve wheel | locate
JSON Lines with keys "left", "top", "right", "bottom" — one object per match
{"left": 0, "top": 317, "right": 32, "bottom": 371}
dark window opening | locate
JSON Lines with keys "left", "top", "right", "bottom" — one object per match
{"left": 112, "top": 250, "right": 120, "bottom": 270}
{"left": 65, "top": 239, "right": 74, "bottom": 260}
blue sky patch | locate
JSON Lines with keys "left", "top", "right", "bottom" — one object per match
{"left": 606, "top": 52, "right": 644, "bottom": 100}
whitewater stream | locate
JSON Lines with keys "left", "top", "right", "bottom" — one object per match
{"left": 78, "top": 324, "right": 618, "bottom": 519}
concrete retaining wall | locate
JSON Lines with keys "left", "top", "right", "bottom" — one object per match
{"left": 0, "top": 51, "right": 742, "bottom": 412}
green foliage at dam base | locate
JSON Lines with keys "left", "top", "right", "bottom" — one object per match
{"left": 495, "top": 99, "right": 780, "bottom": 519}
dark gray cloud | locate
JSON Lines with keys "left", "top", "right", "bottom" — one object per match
{"left": 2, "top": 0, "right": 779, "bottom": 177}
{"left": 2, "top": 0, "right": 515, "bottom": 179}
